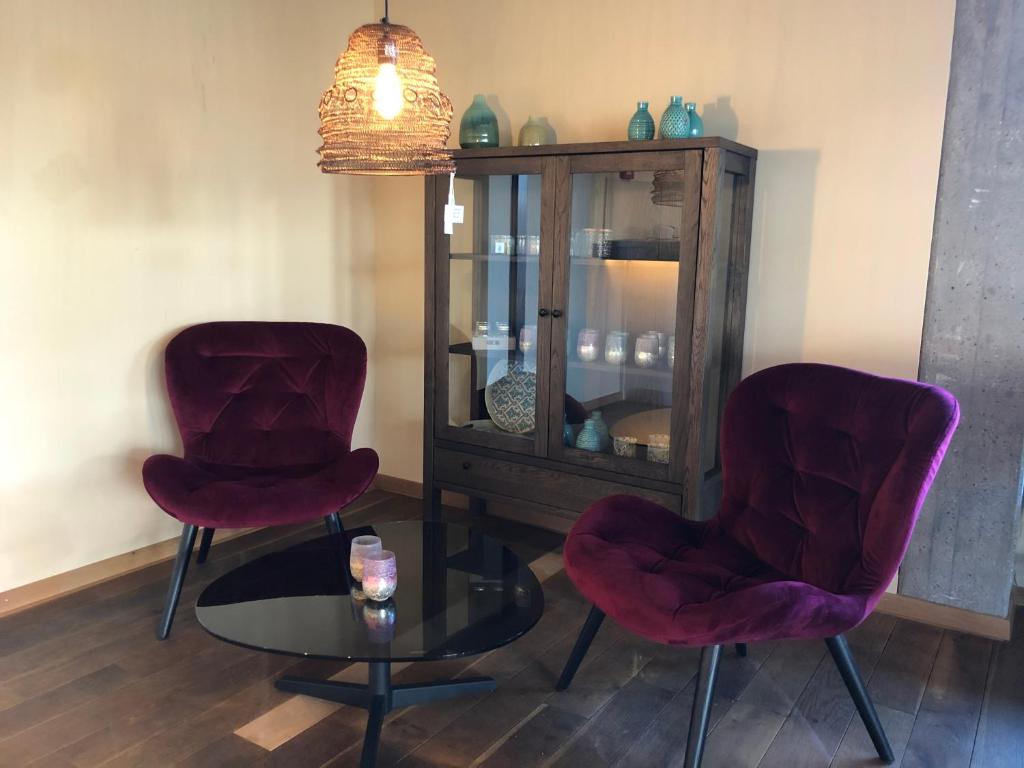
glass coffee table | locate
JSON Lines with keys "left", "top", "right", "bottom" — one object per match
{"left": 196, "top": 521, "right": 545, "bottom": 767}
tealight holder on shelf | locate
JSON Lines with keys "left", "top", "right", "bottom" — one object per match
{"left": 647, "top": 433, "right": 670, "bottom": 464}
{"left": 635, "top": 333, "right": 659, "bottom": 368}
{"left": 519, "top": 324, "right": 537, "bottom": 353}
{"left": 362, "top": 550, "right": 398, "bottom": 601}
{"left": 349, "top": 535, "right": 382, "bottom": 582}
{"left": 604, "top": 331, "right": 628, "bottom": 365}
{"left": 577, "top": 328, "right": 600, "bottom": 362}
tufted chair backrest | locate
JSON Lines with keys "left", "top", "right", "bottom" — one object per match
{"left": 164, "top": 322, "right": 367, "bottom": 470}
{"left": 714, "top": 363, "right": 959, "bottom": 599}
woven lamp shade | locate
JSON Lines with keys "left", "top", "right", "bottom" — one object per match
{"left": 318, "top": 23, "right": 454, "bottom": 175}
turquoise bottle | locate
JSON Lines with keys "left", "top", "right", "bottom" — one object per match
{"left": 591, "top": 410, "right": 610, "bottom": 451}
{"left": 562, "top": 417, "right": 575, "bottom": 447}
{"left": 627, "top": 101, "right": 655, "bottom": 141}
{"left": 659, "top": 96, "right": 690, "bottom": 139}
{"left": 575, "top": 418, "right": 602, "bottom": 452}
{"left": 459, "top": 95, "right": 499, "bottom": 148}
{"left": 685, "top": 102, "right": 704, "bottom": 137}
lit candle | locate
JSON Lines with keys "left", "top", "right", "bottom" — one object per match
{"left": 349, "top": 535, "right": 382, "bottom": 582}
{"left": 362, "top": 550, "right": 398, "bottom": 601}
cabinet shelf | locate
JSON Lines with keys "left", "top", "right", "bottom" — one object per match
{"left": 567, "top": 359, "right": 674, "bottom": 380}
{"left": 449, "top": 253, "right": 680, "bottom": 266}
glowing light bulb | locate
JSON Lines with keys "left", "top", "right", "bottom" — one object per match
{"left": 373, "top": 62, "right": 403, "bottom": 120}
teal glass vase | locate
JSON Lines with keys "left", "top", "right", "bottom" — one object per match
{"left": 562, "top": 417, "right": 575, "bottom": 447}
{"left": 659, "top": 96, "right": 690, "bottom": 139}
{"left": 627, "top": 101, "right": 655, "bottom": 141}
{"left": 459, "top": 95, "right": 499, "bottom": 148}
{"left": 575, "top": 418, "right": 602, "bottom": 452}
{"left": 591, "top": 410, "right": 610, "bottom": 451}
{"left": 685, "top": 102, "right": 705, "bottom": 137}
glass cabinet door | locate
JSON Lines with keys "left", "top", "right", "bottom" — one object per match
{"left": 435, "top": 158, "right": 552, "bottom": 455}
{"left": 548, "top": 152, "right": 702, "bottom": 481}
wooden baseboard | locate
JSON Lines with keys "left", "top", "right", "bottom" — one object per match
{"left": 0, "top": 491, "right": 394, "bottom": 620}
{"left": 373, "top": 473, "right": 424, "bottom": 499}
{"left": 0, "top": 526, "right": 257, "bottom": 619}
{"left": 875, "top": 592, "right": 1012, "bottom": 641}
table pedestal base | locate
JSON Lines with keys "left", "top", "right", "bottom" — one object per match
{"left": 275, "top": 661, "right": 496, "bottom": 767}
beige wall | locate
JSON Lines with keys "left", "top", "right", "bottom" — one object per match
{"left": 370, "top": 0, "right": 956, "bottom": 482}
{"left": 0, "top": 0, "right": 956, "bottom": 592}
{"left": 0, "top": 0, "right": 377, "bottom": 592}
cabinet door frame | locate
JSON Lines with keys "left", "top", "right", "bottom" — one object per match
{"left": 545, "top": 149, "right": 704, "bottom": 484}
{"left": 430, "top": 156, "right": 557, "bottom": 457}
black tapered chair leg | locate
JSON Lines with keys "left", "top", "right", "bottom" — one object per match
{"left": 325, "top": 511, "right": 343, "bottom": 535}
{"left": 735, "top": 642, "right": 747, "bottom": 657}
{"left": 684, "top": 644, "right": 721, "bottom": 768}
{"left": 196, "top": 527, "right": 215, "bottom": 564}
{"left": 826, "top": 635, "right": 894, "bottom": 764}
{"left": 555, "top": 605, "right": 605, "bottom": 691}
{"left": 157, "top": 524, "right": 198, "bottom": 640}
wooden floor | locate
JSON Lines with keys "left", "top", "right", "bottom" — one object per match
{"left": 1, "top": 490, "right": 1022, "bottom": 768}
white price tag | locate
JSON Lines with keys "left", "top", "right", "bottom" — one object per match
{"left": 443, "top": 171, "right": 460, "bottom": 235}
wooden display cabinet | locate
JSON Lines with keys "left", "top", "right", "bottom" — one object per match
{"left": 423, "top": 138, "right": 757, "bottom": 530}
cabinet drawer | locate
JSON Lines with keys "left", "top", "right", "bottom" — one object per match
{"left": 433, "top": 448, "right": 681, "bottom": 514}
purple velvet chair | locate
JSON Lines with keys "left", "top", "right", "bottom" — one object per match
{"left": 143, "top": 322, "right": 379, "bottom": 640}
{"left": 556, "top": 363, "right": 959, "bottom": 767}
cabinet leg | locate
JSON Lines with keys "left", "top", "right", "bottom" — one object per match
{"left": 424, "top": 484, "right": 443, "bottom": 522}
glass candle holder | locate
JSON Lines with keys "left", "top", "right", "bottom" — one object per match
{"left": 604, "top": 331, "right": 628, "bottom": 365}
{"left": 577, "top": 328, "right": 600, "bottom": 362}
{"left": 519, "top": 324, "right": 537, "bottom": 353}
{"left": 647, "top": 433, "right": 670, "bottom": 464}
{"left": 635, "top": 333, "right": 659, "bottom": 368}
{"left": 645, "top": 330, "right": 667, "bottom": 360}
{"left": 613, "top": 435, "right": 638, "bottom": 458}
{"left": 362, "top": 550, "right": 398, "bottom": 601}
{"left": 349, "top": 535, "right": 382, "bottom": 582}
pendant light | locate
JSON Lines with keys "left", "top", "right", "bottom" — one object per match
{"left": 317, "top": 0, "right": 454, "bottom": 175}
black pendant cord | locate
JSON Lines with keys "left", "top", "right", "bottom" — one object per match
{"left": 381, "top": 0, "right": 389, "bottom": 24}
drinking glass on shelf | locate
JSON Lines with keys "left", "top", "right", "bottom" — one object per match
{"left": 473, "top": 320, "right": 489, "bottom": 339}
{"left": 667, "top": 335, "right": 676, "bottom": 368}
{"left": 519, "top": 325, "right": 537, "bottom": 353}
{"left": 516, "top": 234, "right": 541, "bottom": 256}
{"left": 635, "top": 333, "right": 659, "bottom": 368}
{"left": 577, "top": 328, "right": 600, "bottom": 362}
{"left": 604, "top": 331, "right": 628, "bottom": 365}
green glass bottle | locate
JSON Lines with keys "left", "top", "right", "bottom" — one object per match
{"left": 659, "top": 96, "right": 690, "bottom": 139}
{"left": 685, "top": 102, "right": 705, "bottom": 137}
{"left": 627, "top": 101, "right": 655, "bottom": 141}
{"left": 459, "top": 95, "right": 499, "bottom": 148}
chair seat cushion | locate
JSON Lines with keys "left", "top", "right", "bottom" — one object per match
{"left": 142, "top": 448, "right": 379, "bottom": 528}
{"left": 563, "top": 495, "right": 870, "bottom": 646}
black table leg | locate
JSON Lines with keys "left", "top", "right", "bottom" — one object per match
{"left": 277, "top": 660, "right": 495, "bottom": 768}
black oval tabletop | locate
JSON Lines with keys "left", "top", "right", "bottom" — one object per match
{"left": 196, "top": 521, "right": 545, "bottom": 662}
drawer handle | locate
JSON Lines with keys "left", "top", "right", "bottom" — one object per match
{"left": 537, "top": 308, "right": 549, "bottom": 317}
{"left": 551, "top": 309, "right": 563, "bottom": 318}
{"left": 462, "top": 461, "right": 471, "bottom": 470}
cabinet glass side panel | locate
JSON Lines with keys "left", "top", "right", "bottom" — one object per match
{"left": 447, "top": 173, "right": 541, "bottom": 448}
{"left": 562, "top": 170, "right": 684, "bottom": 468}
